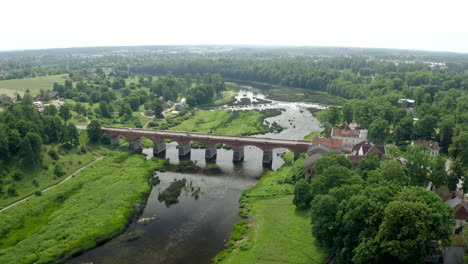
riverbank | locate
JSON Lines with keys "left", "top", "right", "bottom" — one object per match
{"left": 213, "top": 153, "right": 328, "bottom": 264}
{"left": 0, "top": 153, "right": 165, "bottom": 264}
{"left": 149, "top": 109, "right": 283, "bottom": 136}
{"left": 228, "top": 80, "right": 346, "bottom": 105}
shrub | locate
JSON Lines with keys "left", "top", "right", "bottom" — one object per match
{"left": 7, "top": 185, "right": 18, "bottom": 196}
{"left": 34, "top": 191, "right": 42, "bottom": 196}
{"left": 79, "top": 145, "right": 88, "bottom": 154}
{"left": 100, "top": 135, "right": 111, "bottom": 145}
{"left": 32, "top": 179, "right": 39, "bottom": 187}
{"left": 54, "top": 164, "right": 66, "bottom": 177}
{"left": 48, "top": 149, "right": 60, "bottom": 160}
{"left": 12, "top": 171, "right": 23, "bottom": 181}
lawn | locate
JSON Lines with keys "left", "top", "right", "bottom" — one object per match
{"left": 214, "top": 154, "right": 328, "bottom": 264}
{"left": 0, "top": 75, "right": 67, "bottom": 96}
{"left": 0, "top": 153, "right": 165, "bottom": 264}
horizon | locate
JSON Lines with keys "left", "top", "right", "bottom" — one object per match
{"left": 1, "top": 0, "right": 468, "bottom": 54}
{"left": 1, "top": 43, "right": 468, "bottom": 56}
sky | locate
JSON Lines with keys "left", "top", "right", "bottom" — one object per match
{"left": 1, "top": 0, "right": 468, "bottom": 53}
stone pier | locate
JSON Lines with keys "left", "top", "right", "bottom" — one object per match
{"left": 233, "top": 147, "right": 244, "bottom": 163}
{"left": 129, "top": 138, "right": 142, "bottom": 151}
{"left": 178, "top": 142, "right": 191, "bottom": 157}
{"left": 205, "top": 145, "right": 217, "bottom": 160}
{"left": 153, "top": 140, "right": 166, "bottom": 154}
{"left": 262, "top": 150, "right": 273, "bottom": 164}
{"left": 110, "top": 136, "right": 120, "bottom": 145}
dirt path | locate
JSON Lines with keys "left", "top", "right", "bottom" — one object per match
{"left": 0, "top": 156, "right": 104, "bottom": 213}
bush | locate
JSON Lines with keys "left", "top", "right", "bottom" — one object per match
{"left": 100, "top": 135, "right": 111, "bottom": 145}
{"left": 34, "top": 191, "right": 42, "bottom": 196}
{"left": 12, "top": 171, "right": 23, "bottom": 181}
{"left": 54, "top": 164, "right": 66, "bottom": 177}
{"left": 7, "top": 185, "right": 18, "bottom": 196}
{"left": 32, "top": 179, "right": 39, "bottom": 187}
{"left": 48, "top": 149, "right": 60, "bottom": 160}
{"left": 79, "top": 145, "right": 88, "bottom": 154}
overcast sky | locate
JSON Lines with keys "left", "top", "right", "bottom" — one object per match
{"left": 1, "top": 0, "right": 468, "bottom": 53}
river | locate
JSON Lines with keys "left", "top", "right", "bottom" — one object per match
{"left": 68, "top": 88, "right": 322, "bottom": 264}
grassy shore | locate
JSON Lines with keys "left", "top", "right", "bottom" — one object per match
{"left": 151, "top": 109, "right": 282, "bottom": 136}
{"left": 0, "top": 153, "right": 165, "bottom": 264}
{"left": 213, "top": 153, "right": 328, "bottom": 264}
{"left": 0, "top": 75, "right": 67, "bottom": 96}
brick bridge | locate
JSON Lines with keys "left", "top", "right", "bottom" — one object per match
{"left": 102, "top": 126, "right": 312, "bottom": 164}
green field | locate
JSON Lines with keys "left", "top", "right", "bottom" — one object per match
{"left": 214, "top": 154, "right": 328, "bottom": 264}
{"left": 0, "top": 146, "right": 101, "bottom": 209}
{"left": 0, "top": 153, "right": 165, "bottom": 264}
{"left": 0, "top": 75, "right": 67, "bottom": 97}
{"left": 168, "top": 110, "right": 279, "bottom": 136}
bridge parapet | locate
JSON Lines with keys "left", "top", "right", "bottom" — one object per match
{"left": 101, "top": 126, "right": 312, "bottom": 157}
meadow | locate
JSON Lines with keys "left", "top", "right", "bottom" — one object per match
{"left": 168, "top": 109, "right": 281, "bottom": 136}
{"left": 0, "top": 153, "right": 165, "bottom": 264}
{"left": 213, "top": 153, "right": 328, "bottom": 264}
{"left": 0, "top": 75, "right": 67, "bottom": 96}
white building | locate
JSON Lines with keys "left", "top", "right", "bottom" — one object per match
{"left": 331, "top": 123, "right": 368, "bottom": 152}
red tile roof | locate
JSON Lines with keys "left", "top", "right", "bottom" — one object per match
{"left": 312, "top": 137, "right": 343, "bottom": 149}
{"left": 454, "top": 204, "right": 468, "bottom": 220}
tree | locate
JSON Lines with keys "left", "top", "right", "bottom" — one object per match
{"left": 22, "top": 93, "right": 33, "bottom": 105}
{"left": 404, "top": 145, "right": 430, "bottom": 186}
{"left": 62, "top": 123, "right": 79, "bottom": 146}
{"left": 293, "top": 179, "right": 312, "bottom": 209}
{"left": 310, "top": 194, "right": 338, "bottom": 247}
{"left": 358, "top": 153, "right": 380, "bottom": 178}
{"left": 449, "top": 132, "right": 468, "bottom": 167}
{"left": 313, "top": 152, "right": 352, "bottom": 175}
{"left": 429, "top": 155, "right": 447, "bottom": 188}
{"left": 99, "top": 101, "right": 112, "bottom": 118}
{"left": 342, "top": 103, "right": 354, "bottom": 124}
{"left": 450, "top": 158, "right": 466, "bottom": 192}
{"left": 438, "top": 116, "right": 455, "bottom": 153}
{"left": 310, "top": 165, "right": 362, "bottom": 198}
{"left": 368, "top": 118, "right": 389, "bottom": 144}
{"left": 413, "top": 114, "right": 437, "bottom": 140}
{"left": 87, "top": 120, "right": 102, "bottom": 143}
{"left": 59, "top": 105, "right": 71, "bottom": 121}
{"left": 18, "top": 136, "right": 34, "bottom": 164}
{"left": 367, "top": 160, "right": 407, "bottom": 186}
{"left": 43, "top": 105, "right": 58, "bottom": 115}
{"left": 393, "top": 116, "right": 413, "bottom": 145}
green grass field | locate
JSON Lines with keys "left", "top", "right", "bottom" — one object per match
{"left": 0, "top": 75, "right": 67, "bottom": 97}
{"left": 0, "top": 147, "right": 98, "bottom": 209}
{"left": 0, "top": 153, "right": 165, "bottom": 264}
{"left": 168, "top": 110, "right": 275, "bottom": 136}
{"left": 214, "top": 154, "right": 328, "bottom": 264}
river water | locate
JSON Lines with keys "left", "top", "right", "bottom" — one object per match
{"left": 68, "top": 88, "right": 322, "bottom": 264}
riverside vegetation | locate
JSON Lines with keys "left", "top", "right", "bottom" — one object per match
{"left": 0, "top": 153, "right": 166, "bottom": 264}
{"left": 213, "top": 153, "right": 328, "bottom": 264}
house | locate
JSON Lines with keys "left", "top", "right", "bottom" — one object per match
{"left": 331, "top": 123, "right": 368, "bottom": 152}
{"left": 348, "top": 141, "right": 386, "bottom": 169}
{"left": 49, "top": 91, "right": 59, "bottom": 100}
{"left": 398, "top": 98, "right": 416, "bottom": 108}
{"left": 0, "top": 94, "right": 12, "bottom": 103}
{"left": 412, "top": 140, "right": 439, "bottom": 158}
{"left": 304, "top": 137, "right": 343, "bottom": 179}
{"left": 442, "top": 191, "right": 468, "bottom": 234}
{"left": 175, "top": 98, "right": 187, "bottom": 111}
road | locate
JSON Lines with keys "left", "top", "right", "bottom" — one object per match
{"left": 0, "top": 156, "right": 104, "bottom": 213}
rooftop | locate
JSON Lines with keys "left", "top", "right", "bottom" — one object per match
{"left": 312, "top": 137, "right": 343, "bottom": 149}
